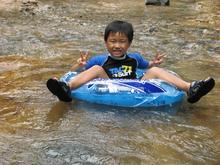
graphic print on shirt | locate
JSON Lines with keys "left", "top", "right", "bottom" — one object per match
{"left": 102, "top": 56, "right": 137, "bottom": 79}
{"left": 108, "top": 65, "right": 132, "bottom": 78}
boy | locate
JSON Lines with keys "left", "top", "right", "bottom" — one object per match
{"left": 47, "top": 20, "right": 215, "bottom": 103}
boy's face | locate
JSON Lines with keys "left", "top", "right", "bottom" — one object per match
{"left": 105, "top": 32, "right": 131, "bottom": 58}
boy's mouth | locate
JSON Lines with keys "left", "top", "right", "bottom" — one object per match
{"left": 112, "top": 49, "right": 123, "bottom": 56}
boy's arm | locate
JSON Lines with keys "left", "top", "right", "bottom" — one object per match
{"left": 70, "top": 63, "right": 82, "bottom": 71}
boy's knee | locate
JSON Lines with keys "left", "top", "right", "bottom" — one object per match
{"left": 91, "top": 65, "right": 106, "bottom": 75}
{"left": 91, "top": 65, "right": 108, "bottom": 78}
{"left": 148, "top": 66, "right": 161, "bottom": 73}
{"left": 143, "top": 67, "right": 162, "bottom": 79}
{"left": 91, "top": 65, "right": 104, "bottom": 71}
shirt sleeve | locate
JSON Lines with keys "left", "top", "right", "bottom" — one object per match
{"left": 130, "top": 52, "right": 149, "bottom": 69}
{"left": 85, "top": 54, "right": 107, "bottom": 69}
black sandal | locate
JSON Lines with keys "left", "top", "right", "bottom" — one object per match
{"left": 46, "top": 78, "right": 72, "bottom": 102}
{"left": 187, "top": 77, "right": 215, "bottom": 103}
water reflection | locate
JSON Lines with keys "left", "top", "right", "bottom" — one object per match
{"left": 0, "top": 0, "right": 220, "bottom": 164}
{"left": 46, "top": 102, "right": 69, "bottom": 123}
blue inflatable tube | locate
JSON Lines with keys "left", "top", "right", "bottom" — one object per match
{"left": 60, "top": 70, "right": 185, "bottom": 107}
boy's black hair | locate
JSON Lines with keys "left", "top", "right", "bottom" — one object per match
{"left": 104, "top": 20, "right": 134, "bottom": 43}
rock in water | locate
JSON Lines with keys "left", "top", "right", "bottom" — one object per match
{"left": 20, "top": 0, "right": 39, "bottom": 15}
{"left": 145, "top": 0, "right": 170, "bottom": 6}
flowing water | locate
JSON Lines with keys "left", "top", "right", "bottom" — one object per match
{"left": 0, "top": 0, "right": 220, "bottom": 164}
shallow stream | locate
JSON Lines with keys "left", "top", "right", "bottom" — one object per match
{"left": 0, "top": 0, "right": 220, "bottom": 164}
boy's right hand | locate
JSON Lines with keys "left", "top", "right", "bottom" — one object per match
{"left": 76, "top": 50, "right": 90, "bottom": 66}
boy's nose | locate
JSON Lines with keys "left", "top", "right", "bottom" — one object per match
{"left": 114, "top": 42, "right": 120, "bottom": 48}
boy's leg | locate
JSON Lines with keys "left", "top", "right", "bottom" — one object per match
{"left": 141, "top": 67, "right": 190, "bottom": 91}
{"left": 68, "top": 65, "right": 108, "bottom": 89}
{"left": 142, "top": 67, "right": 215, "bottom": 103}
{"left": 47, "top": 65, "right": 108, "bottom": 102}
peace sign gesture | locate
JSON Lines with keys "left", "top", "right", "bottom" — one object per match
{"left": 70, "top": 50, "right": 90, "bottom": 71}
{"left": 76, "top": 50, "right": 90, "bottom": 66}
{"left": 152, "top": 52, "right": 166, "bottom": 66}
{"left": 148, "top": 51, "right": 166, "bottom": 68}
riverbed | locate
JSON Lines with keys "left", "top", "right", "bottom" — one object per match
{"left": 0, "top": 0, "right": 220, "bottom": 164}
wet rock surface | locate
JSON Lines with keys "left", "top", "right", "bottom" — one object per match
{"left": 20, "top": 0, "right": 39, "bottom": 15}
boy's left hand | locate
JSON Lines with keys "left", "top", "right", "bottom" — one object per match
{"left": 152, "top": 52, "right": 166, "bottom": 66}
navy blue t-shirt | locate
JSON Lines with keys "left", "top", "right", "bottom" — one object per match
{"left": 85, "top": 52, "right": 149, "bottom": 79}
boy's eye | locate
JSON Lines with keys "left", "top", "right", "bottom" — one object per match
{"left": 120, "top": 40, "right": 127, "bottom": 43}
{"left": 109, "top": 40, "right": 127, "bottom": 43}
{"left": 110, "top": 40, "right": 116, "bottom": 43}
